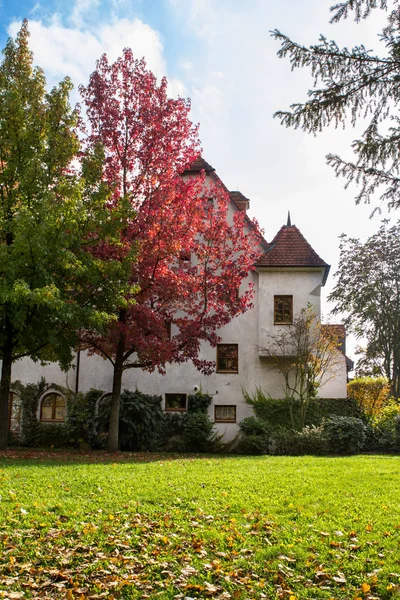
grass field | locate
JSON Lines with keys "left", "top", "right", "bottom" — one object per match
{"left": 0, "top": 451, "right": 400, "bottom": 599}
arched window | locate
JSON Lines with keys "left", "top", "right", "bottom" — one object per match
{"left": 8, "top": 392, "right": 22, "bottom": 433}
{"left": 40, "top": 393, "right": 66, "bottom": 422}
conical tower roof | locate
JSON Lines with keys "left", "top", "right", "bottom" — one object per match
{"left": 257, "top": 222, "right": 330, "bottom": 283}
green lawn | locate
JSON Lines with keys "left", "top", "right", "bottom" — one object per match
{"left": 0, "top": 451, "right": 400, "bottom": 599}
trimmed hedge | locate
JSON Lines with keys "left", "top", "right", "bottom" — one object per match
{"left": 250, "top": 397, "right": 364, "bottom": 429}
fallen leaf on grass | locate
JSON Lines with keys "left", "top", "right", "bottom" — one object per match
{"left": 181, "top": 566, "right": 197, "bottom": 577}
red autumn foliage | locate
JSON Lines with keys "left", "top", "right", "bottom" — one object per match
{"left": 79, "top": 50, "right": 262, "bottom": 450}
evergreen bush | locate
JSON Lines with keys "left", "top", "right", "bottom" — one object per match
{"left": 66, "top": 389, "right": 102, "bottom": 447}
{"left": 187, "top": 392, "right": 212, "bottom": 414}
{"left": 183, "top": 412, "right": 216, "bottom": 452}
{"left": 244, "top": 388, "right": 364, "bottom": 430}
{"left": 96, "top": 390, "right": 163, "bottom": 451}
{"left": 236, "top": 434, "right": 267, "bottom": 455}
{"left": 325, "top": 416, "right": 367, "bottom": 454}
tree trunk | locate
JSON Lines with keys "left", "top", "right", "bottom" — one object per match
{"left": 107, "top": 331, "right": 125, "bottom": 453}
{"left": 0, "top": 314, "right": 13, "bottom": 450}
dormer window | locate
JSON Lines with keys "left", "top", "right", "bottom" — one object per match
{"left": 274, "top": 295, "right": 293, "bottom": 325}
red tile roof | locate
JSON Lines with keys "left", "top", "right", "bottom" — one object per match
{"left": 257, "top": 224, "right": 329, "bottom": 269}
{"left": 184, "top": 157, "right": 215, "bottom": 174}
{"left": 229, "top": 191, "right": 250, "bottom": 211}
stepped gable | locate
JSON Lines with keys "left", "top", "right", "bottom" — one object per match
{"left": 183, "top": 157, "right": 215, "bottom": 174}
{"left": 257, "top": 222, "right": 329, "bottom": 273}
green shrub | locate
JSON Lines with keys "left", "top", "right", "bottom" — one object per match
{"left": 19, "top": 379, "right": 47, "bottom": 446}
{"left": 239, "top": 416, "right": 271, "bottom": 438}
{"left": 97, "top": 390, "right": 163, "bottom": 451}
{"left": 159, "top": 394, "right": 219, "bottom": 453}
{"left": 296, "top": 425, "right": 329, "bottom": 455}
{"left": 236, "top": 434, "right": 267, "bottom": 455}
{"left": 164, "top": 435, "right": 186, "bottom": 452}
{"left": 371, "top": 400, "right": 400, "bottom": 451}
{"left": 159, "top": 412, "right": 188, "bottom": 447}
{"left": 395, "top": 415, "right": 400, "bottom": 451}
{"left": 120, "top": 390, "right": 163, "bottom": 451}
{"left": 244, "top": 388, "right": 364, "bottom": 430}
{"left": 269, "top": 425, "right": 329, "bottom": 456}
{"left": 325, "top": 415, "right": 367, "bottom": 454}
{"left": 187, "top": 392, "right": 212, "bottom": 414}
{"left": 35, "top": 423, "right": 69, "bottom": 447}
{"left": 66, "top": 389, "right": 102, "bottom": 447}
{"left": 183, "top": 412, "right": 216, "bottom": 452}
{"left": 268, "top": 427, "right": 300, "bottom": 455}
{"left": 236, "top": 417, "right": 270, "bottom": 455}
{"left": 362, "top": 422, "right": 377, "bottom": 451}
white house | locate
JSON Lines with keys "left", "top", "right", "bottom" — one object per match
{"left": 9, "top": 159, "right": 352, "bottom": 440}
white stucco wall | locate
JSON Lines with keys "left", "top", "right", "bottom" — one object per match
{"left": 12, "top": 265, "right": 348, "bottom": 441}
{"left": 258, "top": 267, "right": 323, "bottom": 352}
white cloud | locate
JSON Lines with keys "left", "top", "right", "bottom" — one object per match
{"left": 70, "top": 0, "right": 100, "bottom": 28}
{"left": 8, "top": 15, "right": 181, "bottom": 99}
{"left": 29, "top": 3, "right": 42, "bottom": 15}
{"left": 180, "top": 60, "right": 193, "bottom": 71}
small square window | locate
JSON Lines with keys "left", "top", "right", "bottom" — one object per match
{"left": 222, "top": 287, "right": 240, "bottom": 306}
{"left": 216, "top": 344, "right": 238, "bottom": 373}
{"left": 178, "top": 250, "right": 191, "bottom": 268}
{"left": 274, "top": 295, "right": 293, "bottom": 325}
{"left": 165, "top": 393, "right": 187, "bottom": 412}
{"left": 215, "top": 405, "right": 236, "bottom": 423}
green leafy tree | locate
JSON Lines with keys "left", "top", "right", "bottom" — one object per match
{"left": 0, "top": 21, "right": 133, "bottom": 449}
{"left": 329, "top": 221, "right": 400, "bottom": 398}
{"left": 272, "top": 0, "right": 400, "bottom": 211}
{"left": 353, "top": 344, "right": 386, "bottom": 378}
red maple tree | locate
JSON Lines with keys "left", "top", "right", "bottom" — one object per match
{"left": 80, "top": 50, "right": 262, "bottom": 451}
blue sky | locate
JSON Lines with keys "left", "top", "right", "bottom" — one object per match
{"left": 0, "top": 0, "right": 392, "bottom": 354}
